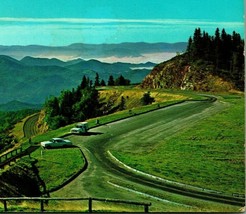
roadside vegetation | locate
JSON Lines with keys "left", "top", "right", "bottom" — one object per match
{"left": 0, "top": 88, "right": 244, "bottom": 212}
{"left": 0, "top": 109, "right": 38, "bottom": 153}
{"left": 44, "top": 74, "right": 131, "bottom": 130}
{"left": 30, "top": 87, "right": 189, "bottom": 143}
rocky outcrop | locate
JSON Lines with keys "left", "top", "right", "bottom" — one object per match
{"left": 141, "top": 55, "right": 234, "bottom": 92}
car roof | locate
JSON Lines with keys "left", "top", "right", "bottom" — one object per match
{"left": 77, "top": 122, "right": 88, "bottom": 125}
{"left": 52, "top": 138, "right": 64, "bottom": 140}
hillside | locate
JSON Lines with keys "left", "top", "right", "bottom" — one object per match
{"left": 0, "top": 55, "right": 155, "bottom": 104}
{"left": 141, "top": 54, "right": 234, "bottom": 91}
{"left": 141, "top": 28, "right": 244, "bottom": 92}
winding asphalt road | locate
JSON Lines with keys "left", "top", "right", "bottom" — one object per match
{"left": 23, "top": 113, "right": 40, "bottom": 138}
{"left": 51, "top": 98, "right": 244, "bottom": 210}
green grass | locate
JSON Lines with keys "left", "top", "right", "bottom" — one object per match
{"left": 4, "top": 89, "right": 244, "bottom": 212}
{"left": 111, "top": 94, "right": 245, "bottom": 195}
{"left": 30, "top": 88, "right": 190, "bottom": 144}
{"left": 30, "top": 147, "right": 85, "bottom": 192}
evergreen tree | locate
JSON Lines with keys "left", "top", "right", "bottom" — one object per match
{"left": 45, "top": 96, "right": 60, "bottom": 117}
{"left": 80, "top": 75, "right": 88, "bottom": 90}
{"left": 100, "top": 79, "right": 106, "bottom": 86}
{"left": 186, "top": 27, "right": 244, "bottom": 91}
{"left": 108, "top": 75, "right": 115, "bottom": 86}
{"left": 94, "top": 72, "right": 100, "bottom": 87}
{"left": 191, "top": 28, "right": 202, "bottom": 59}
{"left": 44, "top": 75, "right": 103, "bottom": 129}
{"left": 115, "top": 75, "right": 131, "bottom": 86}
{"left": 59, "top": 90, "right": 74, "bottom": 123}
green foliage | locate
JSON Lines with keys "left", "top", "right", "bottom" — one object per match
{"left": 143, "top": 28, "right": 244, "bottom": 92}
{"left": 44, "top": 74, "right": 133, "bottom": 130}
{"left": 107, "top": 75, "right": 130, "bottom": 86}
{"left": 44, "top": 75, "right": 101, "bottom": 130}
{"left": 107, "top": 75, "right": 115, "bottom": 86}
{"left": 94, "top": 72, "right": 100, "bottom": 87}
{"left": 0, "top": 109, "right": 38, "bottom": 152}
{"left": 141, "top": 91, "right": 155, "bottom": 105}
{"left": 115, "top": 75, "right": 131, "bottom": 86}
{"left": 187, "top": 28, "right": 244, "bottom": 90}
{"left": 112, "top": 96, "right": 245, "bottom": 194}
{"left": 30, "top": 147, "right": 85, "bottom": 192}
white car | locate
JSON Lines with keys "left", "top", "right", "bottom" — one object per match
{"left": 70, "top": 122, "right": 89, "bottom": 134}
{"left": 41, "top": 138, "right": 72, "bottom": 148}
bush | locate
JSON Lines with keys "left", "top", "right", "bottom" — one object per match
{"left": 141, "top": 92, "right": 155, "bottom": 105}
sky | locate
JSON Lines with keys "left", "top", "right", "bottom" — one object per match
{"left": 0, "top": 0, "right": 244, "bottom": 46}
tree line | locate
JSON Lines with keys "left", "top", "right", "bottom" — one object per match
{"left": 44, "top": 74, "right": 131, "bottom": 129}
{"left": 186, "top": 28, "right": 244, "bottom": 90}
{"left": 95, "top": 73, "right": 131, "bottom": 87}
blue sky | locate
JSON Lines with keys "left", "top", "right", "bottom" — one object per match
{"left": 0, "top": 0, "right": 244, "bottom": 45}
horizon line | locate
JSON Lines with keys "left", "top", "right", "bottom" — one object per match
{"left": 0, "top": 41, "right": 188, "bottom": 47}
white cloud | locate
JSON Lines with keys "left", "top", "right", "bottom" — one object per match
{"left": 0, "top": 17, "right": 243, "bottom": 27}
{"left": 0, "top": 17, "right": 244, "bottom": 45}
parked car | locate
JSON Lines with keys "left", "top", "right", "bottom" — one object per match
{"left": 70, "top": 122, "right": 89, "bottom": 134}
{"left": 41, "top": 138, "right": 72, "bottom": 148}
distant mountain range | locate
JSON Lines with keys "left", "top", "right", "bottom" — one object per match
{"left": 0, "top": 100, "right": 42, "bottom": 111}
{"left": 0, "top": 42, "right": 187, "bottom": 107}
{"left": 0, "top": 55, "right": 155, "bottom": 105}
{"left": 0, "top": 42, "right": 187, "bottom": 63}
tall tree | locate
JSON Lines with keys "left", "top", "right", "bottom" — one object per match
{"left": 45, "top": 96, "right": 60, "bottom": 117}
{"left": 60, "top": 90, "right": 74, "bottom": 121}
{"left": 94, "top": 72, "right": 100, "bottom": 87}
{"left": 100, "top": 79, "right": 106, "bottom": 86}
{"left": 108, "top": 75, "right": 115, "bottom": 86}
{"left": 191, "top": 28, "right": 202, "bottom": 59}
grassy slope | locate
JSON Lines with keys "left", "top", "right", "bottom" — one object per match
{"left": 111, "top": 94, "right": 245, "bottom": 194}
{"left": 5, "top": 88, "right": 187, "bottom": 195}
{"left": 27, "top": 87, "right": 189, "bottom": 143}
{"left": 30, "top": 147, "right": 85, "bottom": 192}
{"left": 4, "top": 88, "right": 244, "bottom": 212}
{"left": 51, "top": 93, "right": 242, "bottom": 212}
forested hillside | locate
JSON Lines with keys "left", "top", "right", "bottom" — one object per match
{"left": 141, "top": 28, "right": 244, "bottom": 91}
{"left": 0, "top": 55, "right": 153, "bottom": 104}
{"left": 44, "top": 74, "right": 131, "bottom": 130}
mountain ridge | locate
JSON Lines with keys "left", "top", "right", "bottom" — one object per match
{"left": 0, "top": 55, "right": 156, "bottom": 105}
{"left": 0, "top": 42, "right": 187, "bottom": 63}
{"left": 0, "top": 100, "right": 42, "bottom": 111}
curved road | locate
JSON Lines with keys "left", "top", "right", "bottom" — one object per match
{"left": 23, "top": 113, "right": 40, "bottom": 138}
{"left": 51, "top": 99, "right": 244, "bottom": 210}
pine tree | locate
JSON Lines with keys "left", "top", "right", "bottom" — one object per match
{"left": 80, "top": 75, "right": 88, "bottom": 90}
{"left": 94, "top": 72, "right": 100, "bottom": 87}
{"left": 191, "top": 28, "right": 202, "bottom": 59}
{"left": 45, "top": 96, "right": 60, "bottom": 117}
{"left": 108, "top": 75, "right": 115, "bottom": 86}
{"left": 60, "top": 90, "right": 74, "bottom": 121}
{"left": 100, "top": 79, "right": 106, "bottom": 86}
